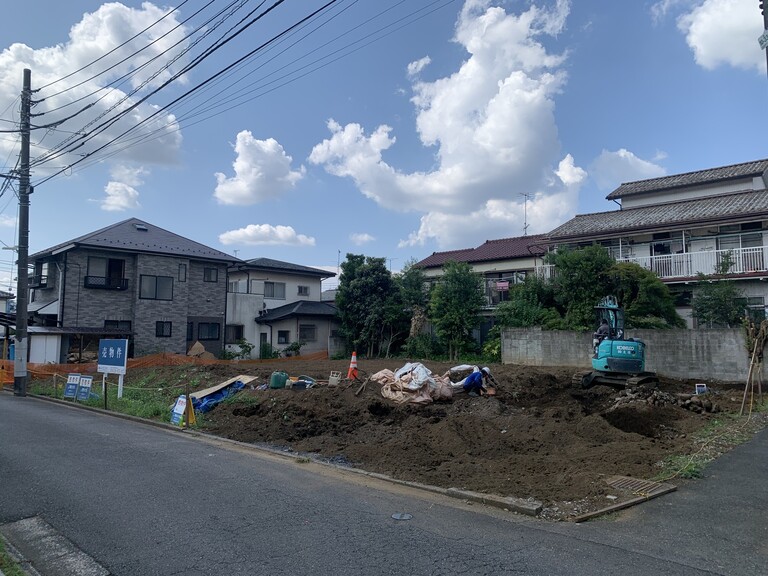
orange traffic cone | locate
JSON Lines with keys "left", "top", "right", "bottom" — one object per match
{"left": 347, "top": 351, "right": 358, "bottom": 380}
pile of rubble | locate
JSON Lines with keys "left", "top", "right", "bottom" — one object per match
{"left": 608, "top": 386, "right": 721, "bottom": 414}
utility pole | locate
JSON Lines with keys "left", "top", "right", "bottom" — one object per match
{"left": 760, "top": 2, "right": 768, "bottom": 79}
{"left": 14, "top": 68, "right": 31, "bottom": 397}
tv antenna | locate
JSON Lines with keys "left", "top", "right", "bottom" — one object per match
{"left": 520, "top": 193, "right": 530, "bottom": 236}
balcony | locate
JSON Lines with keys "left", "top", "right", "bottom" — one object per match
{"left": 617, "top": 246, "right": 767, "bottom": 280}
{"left": 84, "top": 276, "right": 129, "bottom": 290}
{"left": 29, "top": 274, "right": 48, "bottom": 288}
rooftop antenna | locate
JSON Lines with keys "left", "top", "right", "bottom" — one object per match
{"left": 520, "top": 193, "right": 530, "bottom": 236}
{"left": 233, "top": 249, "right": 239, "bottom": 258}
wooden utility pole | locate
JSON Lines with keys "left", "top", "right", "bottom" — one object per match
{"left": 14, "top": 68, "right": 31, "bottom": 397}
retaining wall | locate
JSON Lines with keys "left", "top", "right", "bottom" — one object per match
{"left": 501, "top": 327, "right": 764, "bottom": 383}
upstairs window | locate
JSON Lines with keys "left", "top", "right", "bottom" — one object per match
{"left": 298, "top": 285, "right": 309, "bottom": 296}
{"left": 204, "top": 268, "right": 218, "bottom": 282}
{"left": 265, "top": 281, "right": 286, "bottom": 299}
{"left": 140, "top": 275, "right": 173, "bottom": 300}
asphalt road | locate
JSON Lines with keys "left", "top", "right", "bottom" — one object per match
{"left": 1, "top": 391, "right": 766, "bottom": 576}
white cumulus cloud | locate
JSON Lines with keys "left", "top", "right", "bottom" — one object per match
{"left": 407, "top": 56, "right": 431, "bottom": 77}
{"left": 677, "top": 0, "right": 764, "bottom": 72}
{"left": 310, "top": 0, "right": 583, "bottom": 250}
{"left": 100, "top": 165, "right": 146, "bottom": 211}
{"left": 214, "top": 131, "right": 305, "bottom": 205}
{"left": 590, "top": 149, "right": 667, "bottom": 191}
{"left": 219, "top": 224, "right": 315, "bottom": 246}
{"left": 0, "top": 3, "right": 186, "bottom": 173}
{"left": 350, "top": 232, "right": 375, "bottom": 245}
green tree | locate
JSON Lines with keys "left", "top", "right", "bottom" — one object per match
{"left": 429, "top": 261, "right": 485, "bottom": 360}
{"left": 546, "top": 245, "right": 616, "bottom": 330}
{"left": 611, "top": 262, "right": 686, "bottom": 328}
{"left": 691, "top": 252, "right": 745, "bottom": 328}
{"left": 495, "top": 276, "right": 563, "bottom": 328}
{"left": 335, "top": 254, "right": 394, "bottom": 356}
{"left": 503, "top": 245, "right": 684, "bottom": 331}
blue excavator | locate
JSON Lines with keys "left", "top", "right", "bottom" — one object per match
{"left": 573, "top": 296, "right": 658, "bottom": 388}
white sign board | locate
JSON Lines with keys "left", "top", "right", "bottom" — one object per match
{"left": 759, "top": 29, "right": 768, "bottom": 50}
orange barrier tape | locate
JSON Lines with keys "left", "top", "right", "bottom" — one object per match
{"left": 0, "top": 350, "right": 329, "bottom": 381}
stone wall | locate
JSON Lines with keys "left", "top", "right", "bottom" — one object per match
{"left": 501, "top": 327, "right": 764, "bottom": 383}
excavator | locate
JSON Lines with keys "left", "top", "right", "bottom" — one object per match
{"left": 573, "top": 296, "right": 658, "bottom": 389}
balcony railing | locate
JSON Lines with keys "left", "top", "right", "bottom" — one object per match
{"left": 84, "top": 276, "right": 129, "bottom": 290}
{"left": 29, "top": 274, "right": 48, "bottom": 288}
{"left": 617, "top": 246, "right": 767, "bottom": 280}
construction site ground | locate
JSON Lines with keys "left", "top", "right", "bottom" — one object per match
{"left": 111, "top": 358, "right": 768, "bottom": 521}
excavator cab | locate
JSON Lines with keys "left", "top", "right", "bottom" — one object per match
{"left": 575, "top": 296, "right": 658, "bottom": 389}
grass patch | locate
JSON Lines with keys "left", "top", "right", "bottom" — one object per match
{"left": 0, "top": 537, "right": 26, "bottom": 576}
{"left": 655, "top": 412, "right": 764, "bottom": 481}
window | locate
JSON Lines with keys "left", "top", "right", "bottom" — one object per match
{"left": 86, "top": 257, "right": 126, "bottom": 289}
{"left": 298, "top": 285, "right": 309, "bottom": 296}
{"left": 198, "top": 322, "right": 220, "bottom": 340}
{"left": 140, "top": 275, "right": 173, "bottom": 300}
{"left": 277, "top": 330, "right": 290, "bottom": 344}
{"left": 299, "top": 324, "right": 316, "bottom": 342}
{"left": 228, "top": 280, "right": 247, "bottom": 293}
{"left": 156, "top": 321, "right": 172, "bottom": 337}
{"left": 104, "top": 320, "right": 131, "bottom": 331}
{"left": 225, "top": 324, "right": 244, "bottom": 344}
{"left": 736, "top": 297, "right": 766, "bottom": 323}
{"left": 187, "top": 322, "right": 193, "bottom": 341}
{"left": 178, "top": 264, "right": 187, "bottom": 282}
{"left": 265, "top": 281, "right": 286, "bottom": 299}
{"left": 204, "top": 267, "right": 218, "bottom": 282}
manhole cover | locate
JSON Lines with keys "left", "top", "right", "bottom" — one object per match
{"left": 391, "top": 513, "right": 412, "bottom": 521}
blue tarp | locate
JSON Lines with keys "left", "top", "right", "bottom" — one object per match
{"left": 192, "top": 380, "right": 246, "bottom": 413}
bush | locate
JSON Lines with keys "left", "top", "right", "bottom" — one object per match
{"left": 405, "top": 333, "right": 439, "bottom": 359}
{"left": 259, "top": 342, "right": 281, "bottom": 359}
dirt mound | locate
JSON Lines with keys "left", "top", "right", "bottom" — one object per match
{"left": 125, "top": 358, "right": 763, "bottom": 520}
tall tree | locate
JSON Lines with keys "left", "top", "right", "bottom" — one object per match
{"left": 546, "top": 245, "right": 616, "bottom": 330}
{"left": 335, "top": 254, "right": 393, "bottom": 356}
{"left": 429, "top": 261, "right": 485, "bottom": 360}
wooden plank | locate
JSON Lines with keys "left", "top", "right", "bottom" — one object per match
{"left": 573, "top": 484, "right": 676, "bottom": 523}
{"left": 190, "top": 374, "right": 257, "bottom": 400}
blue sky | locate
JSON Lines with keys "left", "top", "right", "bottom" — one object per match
{"left": 0, "top": 0, "right": 764, "bottom": 291}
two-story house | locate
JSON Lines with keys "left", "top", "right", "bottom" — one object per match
{"left": 27, "top": 218, "right": 239, "bottom": 363}
{"left": 415, "top": 234, "right": 549, "bottom": 307}
{"left": 226, "top": 258, "right": 339, "bottom": 358}
{"left": 414, "top": 235, "right": 549, "bottom": 343}
{"left": 546, "top": 158, "right": 768, "bottom": 326}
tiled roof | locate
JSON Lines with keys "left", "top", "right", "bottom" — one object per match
{"left": 547, "top": 190, "right": 768, "bottom": 241}
{"left": 607, "top": 158, "right": 768, "bottom": 200}
{"left": 415, "top": 234, "right": 547, "bottom": 269}
{"left": 30, "top": 218, "right": 240, "bottom": 263}
{"left": 255, "top": 300, "right": 337, "bottom": 323}
{"left": 234, "top": 257, "right": 334, "bottom": 278}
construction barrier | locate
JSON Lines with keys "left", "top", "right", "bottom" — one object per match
{"left": 0, "top": 350, "right": 329, "bottom": 386}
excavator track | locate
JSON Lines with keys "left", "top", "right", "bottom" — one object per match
{"left": 573, "top": 370, "right": 658, "bottom": 389}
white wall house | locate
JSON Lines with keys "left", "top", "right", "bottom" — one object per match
{"left": 547, "top": 158, "right": 768, "bottom": 326}
{"left": 226, "top": 258, "right": 338, "bottom": 358}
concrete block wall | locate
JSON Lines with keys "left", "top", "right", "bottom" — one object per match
{"left": 501, "top": 327, "right": 764, "bottom": 383}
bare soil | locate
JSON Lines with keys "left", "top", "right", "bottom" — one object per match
{"left": 133, "top": 358, "right": 765, "bottom": 521}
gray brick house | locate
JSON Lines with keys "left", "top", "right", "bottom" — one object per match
{"left": 26, "top": 218, "right": 240, "bottom": 362}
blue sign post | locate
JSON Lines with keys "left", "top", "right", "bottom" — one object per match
{"left": 98, "top": 339, "right": 128, "bottom": 399}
